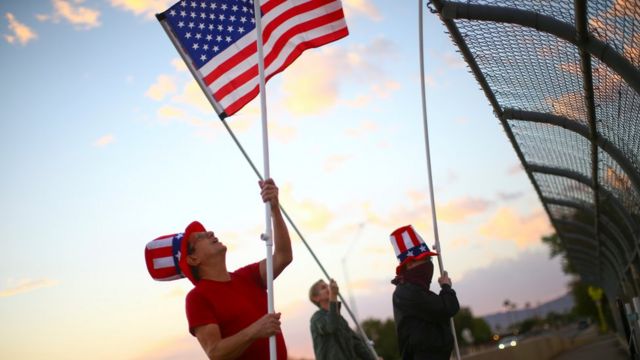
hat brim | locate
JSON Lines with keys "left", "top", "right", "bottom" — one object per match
{"left": 179, "top": 221, "right": 207, "bottom": 285}
{"left": 395, "top": 250, "right": 438, "bottom": 275}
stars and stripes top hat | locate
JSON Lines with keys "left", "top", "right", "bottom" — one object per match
{"left": 144, "top": 221, "right": 207, "bottom": 285}
{"left": 145, "top": 233, "right": 186, "bottom": 282}
{"left": 390, "top": 225, "right": 438, "bottom": 274}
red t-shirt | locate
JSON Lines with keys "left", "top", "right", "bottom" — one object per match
{"left": 185, "top": 262, "right": 287, "bottom": 360}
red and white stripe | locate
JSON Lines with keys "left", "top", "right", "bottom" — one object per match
{"left": 145, "top": 234, "right": 184, "bottom": 281}
{"left": 199, "top": 0, "right": 348, "bottom": 116}
{"left": 390, "top": 225, "right": 425, "bottom": 257}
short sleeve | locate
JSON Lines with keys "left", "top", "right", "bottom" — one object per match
{"left": 185, "top": 289, "right": 218, "bottom": 336}
{"left": 233, "top": 262, "right": 264, "bottom": 289}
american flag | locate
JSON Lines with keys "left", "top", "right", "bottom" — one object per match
{"left": 158, "top": 0, "right": 349, "bottom": 118}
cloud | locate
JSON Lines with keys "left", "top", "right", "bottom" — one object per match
{"left": 603, "top": 165, "right": 632, "bottom": 191}
{"left": 0, "top": 278, "right": 58, "bottom": 298}
{"left": 558, "top": 62, "right": 581, "bottom": 75}
{"left": 624, "top": 33, "right": 639, "bottom": 60}
{"left": 171, "top": 58, "right": 188, "bottom": 72}
{"left": 323, "top": 154, "right": 351, "bottom": 173}
{"left": 497, "top": 191, "right": 524, "bottom": 201}
{"left": 269, "top": 121, "right": 297, "bottom": 144}
{"left": 342, "top": 0, "right": 383, "bottom": 21}
{"left": 281, "top": 48, "right": 343, "bottom": 115}
{"left": 38, "top": 0, "right": 101, "bottom": 30}
{"left": 442, "top": 52, "right": 466, "bottom": 69}
{"left": 157, "top": 104, "right": 187, "bottom": 121}
{"left": 280, "top": 184, "right": 335, "bottom": 232}
{"left": 479, "top": 207, "right": 552, "bottom": 248}
{"left": 280, "top": 37, "right": 398, "bottom": 115}
{"left": 371, "top": 80, "right": 401, "bottom": 99}
{"left": 172, "top": 80, "right": 215, "bottom": 114}
{"left": 4, "top": 13, "right": 37, "bottom": 45}
{"left": 146, "top": 71, "right": 224, "bottom": 133}
{"left": 604, "top": 0, "right": 640, "bottom": 19}
{"left": 507, "top": 163, "right": 523, "bottom": 175}
{"left": 345, "top": 120, "right": 378, "bottom": 138}
{"left": 145, "top": 75, "right": 177, "bottom": 101}
{"left": 454, "top": 248, "right": 570, "bottom": 315}
{"left": 546, "top": 91, "right": 588, "bottom": 120}
{"left": 362, "top": 200, "right": 432, "bottom": 233}
{"left": 436, "top": 197, "right": 492, "bottom": 223}
{"left": 93, "top": 134, "right": 115, "bottom": 147}
{"left": 110, "top": 0, "right": 173, "bottom": 19}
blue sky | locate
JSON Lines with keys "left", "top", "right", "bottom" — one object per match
{"left": 0, "top": 0, "right": 571, "bottom": 358}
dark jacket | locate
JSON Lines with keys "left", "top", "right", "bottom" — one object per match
{"left": 310, "top": 302, "right": 376, "bottom": 360}
{"left": 393, "top": 283, "right": 460, "bottom": 360}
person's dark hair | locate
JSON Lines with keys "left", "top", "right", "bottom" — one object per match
{"left": 187, "top": 241, "right": 201, "bottom": 282}
{"left": 308, "top": 279, "right": 324, "bottom": 307}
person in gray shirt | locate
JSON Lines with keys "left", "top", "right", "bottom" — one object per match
{"left": 309, "top": 279, "right": 378, "bottom": 360}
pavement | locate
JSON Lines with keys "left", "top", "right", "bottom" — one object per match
{"left": 552, "top": 333, "right": 630, "bottom": 360}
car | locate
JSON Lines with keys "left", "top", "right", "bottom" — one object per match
{"left": 497, "top": 336, "right": 518, "bottom": 350}
{"left": 577, "top": 319, "right": 590, "bottom": 330}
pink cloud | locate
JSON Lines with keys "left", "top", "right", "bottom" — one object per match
{"left": 437, "top": 197, "right": 492, "bottom": 223}
{"left": 479, "top": 207, "right": 552, "bottom": 248}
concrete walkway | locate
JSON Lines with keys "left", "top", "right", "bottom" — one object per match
{"left": 552, "top": 334, "right": 629, "bottom": 360}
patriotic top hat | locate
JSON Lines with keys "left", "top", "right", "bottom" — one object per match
{"left": 145, "top": 232, "right": 185, "bottom": 282}
{"left": 144, "top": 221, "right": 207, "bottom": 285}
{"left": 390, "top": 225, "right": 438, "bottom": 274}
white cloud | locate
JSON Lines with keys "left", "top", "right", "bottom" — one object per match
{"left": 39, "top": 0, "right": 101, "bottom": 30}
{"left": 345, "top": 120, "right": 378, "bottom": 138}
{"left": 343, "top": 0, "right": 383, "bottom": 21}
{"left": 110, "top": 0, "right": 173, "bottom": 19}
{"left": 280, "top": 183, "right": 335, "bottom": 232}
{"left": 268, "top": 121, "right": 297, "bottom": 144}
{"left": 280, "top": 38, "right": 399, "bottom": 115}
{"left": 172, "top": 80, "right": 215, "bottom": 114}
{"left": 93, "top": 134, "right": 115, "bottom": 147}
{"left": 507, "top": 163, "right": 523, "bottom": 175}
{"left": 171, "top": 58, "right": 188, "bottom": 72}
{"left": 145, "top": 74, "right": 177, "bottom": 101}
{"left": 323, "top": 154, "right": 351, "bottom": 173}
{"left": 0, "top": 278, "right": 58, "bottom": 298}
{"left": 4, "top": 13, "right": 37, "bottom": 45}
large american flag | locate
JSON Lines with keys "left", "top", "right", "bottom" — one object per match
{"left": 158, "top": 0, "right": 348, "bottom": 118}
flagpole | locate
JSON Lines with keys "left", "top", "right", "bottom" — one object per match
{"left": 251, "top": 1, "right": 277, "bottom": 359}
{"left": 418, "top": 0, "right": 460, "bottom": 359}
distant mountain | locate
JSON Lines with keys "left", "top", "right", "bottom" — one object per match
{"left": 482, "top": 293, "right": 574, "bottom": 332}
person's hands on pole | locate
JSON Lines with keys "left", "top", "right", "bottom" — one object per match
{"left": 248, "top": 313, "right": 282, "bottom": 339}
{"left": 438, "top": 271, "right": 452, "bottom": 287}
{"left": 329, "top": 279, "right": 339, "bottom": 302}
{"left": 259, "top": 178, "right": 279, "bottom": 211}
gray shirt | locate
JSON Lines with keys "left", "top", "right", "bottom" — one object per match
{"left": 310, "top": 302, "right": 376, "bottom": 360}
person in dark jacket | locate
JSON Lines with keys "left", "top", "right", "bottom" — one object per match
{"left": 390, "top": 225, "right": 460, "bottom": 360}
{"left": 309, "top": 279, "right": 378, "bottom": 360}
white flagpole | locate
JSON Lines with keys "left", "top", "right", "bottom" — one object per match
{"left": 251, "top": 1, "right": 277, "bottom": 359}
{"left": 418, "top": 0, "right": 461, "bottom": 359}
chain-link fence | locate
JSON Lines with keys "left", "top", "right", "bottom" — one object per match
{"left": 428, "top": 0, "right": 639, "bottom": 339}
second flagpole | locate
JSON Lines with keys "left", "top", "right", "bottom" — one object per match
{"left": 418, "top": 0, "right": 461, "bottom": 359}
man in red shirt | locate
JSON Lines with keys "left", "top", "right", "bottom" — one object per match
{"left": 180, "top": 178, "right": 292, "bottom": 359}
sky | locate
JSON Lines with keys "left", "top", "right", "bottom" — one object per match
{"left": 0, "top": 0, "right": 573, "bottom": 359}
